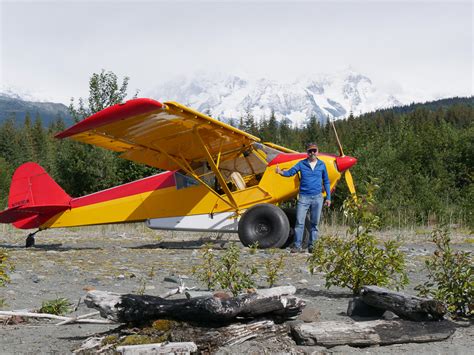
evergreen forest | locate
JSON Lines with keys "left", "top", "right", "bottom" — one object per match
{"left": 0, "top": 71, "right": 472, "bottom": 229}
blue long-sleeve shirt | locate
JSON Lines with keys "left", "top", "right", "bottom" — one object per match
{"left": 282, "top": 159, "right": 331, "bottom": 200}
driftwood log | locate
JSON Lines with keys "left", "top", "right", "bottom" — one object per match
{"left": 116, "top": 342, "right": 197, "bottom": 355}
{"left": 172, "top": 319, "right": 289, "bottom": 349}
{"left": 291, "top": 319, "right": 456, "bottom": 347}
{"left": 360, "top": 286, "right": 447, "bottom": 321}
{"left": 347, "top": 297, "right": 386, "bottom": 318}
{"left": 84, "top": 286, "right": 305, "bottom": 324}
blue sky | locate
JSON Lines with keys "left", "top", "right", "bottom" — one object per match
{"left": 1, "top": 0, "right": 472, "bottom": 103}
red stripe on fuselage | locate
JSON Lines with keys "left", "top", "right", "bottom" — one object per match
{"left": 70, "top": 171, "right": 176, "bottom": 208}
{"left": 268, "top": 152, "right": 336, "bottom": 166}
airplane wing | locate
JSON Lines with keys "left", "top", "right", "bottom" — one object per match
{"left": 56, "top": 99, "right": 260, "bottom": 170}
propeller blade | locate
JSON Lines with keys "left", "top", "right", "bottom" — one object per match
{"left": 344, "top": 169, "right": 357, "bottom": 196}
{"left": 330, "top": 119, "right": 344, "bottom": 156}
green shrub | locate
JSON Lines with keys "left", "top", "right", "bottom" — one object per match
{"left": 0, "top": 248, "right": 13, "bottom": 287}
{"left": 191, "top": 243, "right": 219, "bottom": 290}
{"left": 193, "top": 243, "right": 257, "bottom": 296}
{"left": 307, "top": 182, "right": 408, "bottom": 294}
{"left": 415, "top": 226, "right": 473, "bottom": 317}
{"left": 216, "top": 243, "right": 258, "bottom": 296}
{"left": 0, "top": 298, "right": 7, "bottom": 309}
{"left": 263, "top": 249, "right": 286, "bottom": 288}
{"left": 39, "top": 298, "right": 71, "bottom": 315}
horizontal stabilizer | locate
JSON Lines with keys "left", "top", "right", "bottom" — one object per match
{"left": 0, "top": 205, "right": 70, "bottom": 224}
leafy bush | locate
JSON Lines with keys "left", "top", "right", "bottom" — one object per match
{"left": 307, "top": 182, "right": 408, "bottom": 294}
{"left": 415, "top": 226, "right": 473, "bottom": 317}
{"left": 0, "top": 248, "right": 13, "bottom": 287}
{"left": 263, "top": 249, "right": 286, "bottom": 288}
{"left": 215, "top": 243, "right": 258, "bottom": 296}
{"left": 0, "top": 298, "right": 7, "bottom": 309}
{"left": 191, "top": 243, "right": 219, "bottom": 291}
{"left": 193, "top": 243, "right": 258, "bottom": 296}
{"left": 39, "top": 298, "right": 71, "bottom": 315}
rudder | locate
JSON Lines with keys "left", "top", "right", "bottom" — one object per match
{"left": 0, "top": 162, "right": 71, "bottom": 229}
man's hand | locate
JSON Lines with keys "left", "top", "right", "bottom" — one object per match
{"left": 324, "top": 200, "right": 331, "bottom": 207}
{"left": 276, "top": 165, "right": 282, "bottom": 175}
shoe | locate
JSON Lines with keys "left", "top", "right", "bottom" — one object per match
{"left": 290, "top": 247, "right": 302, "bottom": 254}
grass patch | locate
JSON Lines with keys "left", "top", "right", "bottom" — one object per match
{"left": 39, "top": 298, "right": 71, "bottom": 315}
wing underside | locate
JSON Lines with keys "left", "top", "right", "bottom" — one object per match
{"left": 56, "top": 99, "right": 260, "bottom": 171}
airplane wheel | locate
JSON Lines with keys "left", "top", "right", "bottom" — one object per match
{"left": 238, "top": 204, "right": 289, "bottom": 249}
{"left": 282, "top": 208, "right": 310, "bottom": 249}
{"left": 25, "top": 234, "right": 35, "bottom": 248}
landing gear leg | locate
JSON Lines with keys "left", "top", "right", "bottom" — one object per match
{"left": 25, "top": 230, "right": 40, "bottom": 248}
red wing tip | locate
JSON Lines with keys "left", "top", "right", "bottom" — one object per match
{"left": 55, "top": 98, "right": 164, "bottom": 139}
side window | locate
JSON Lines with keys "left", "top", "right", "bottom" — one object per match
{"left": 175, "top": 172, "right": 199, "bottom": 189}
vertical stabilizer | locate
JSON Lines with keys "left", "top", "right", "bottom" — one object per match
{"left": 0, "top": 162, "right": 71, "bottom": 229}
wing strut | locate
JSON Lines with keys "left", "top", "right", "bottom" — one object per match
{"left": 194, "top": 128, "right": 239, "bottom": 210}
{"left": 152, "top": 142, "right": 239, "bottom": 211}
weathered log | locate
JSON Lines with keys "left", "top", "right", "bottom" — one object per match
{"left": 360, "top": 286, "right": 447, "bottom": 321}
{"left": 172, "top": 319, "right": 288, "bottom": 349}
{"left": 0, "top": 310, "right": 113, "bottom": 325}
{"left": 116, "top": 342, "right": 197, "bottom": 354}
{"left": 291, "top": 319, "right": 456, "bottom": 347}
{"left": 77, "top": 319, "right": 289, "bottom": 353}
{"left": 84, "top": 286, "right": 305, "bottom": 324}
{"left": 347, "top": 297, "right": 385, "bottom": 318}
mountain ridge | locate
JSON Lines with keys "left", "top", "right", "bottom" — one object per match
{"left": 147, "top": 70, "right": 404, "bottom": 125}
{"left": 0, "top": 93, "right": 72, "bottom": 126}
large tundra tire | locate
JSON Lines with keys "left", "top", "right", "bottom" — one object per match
{"left": 238, "top": 204, "right": 290, "bottom": 249}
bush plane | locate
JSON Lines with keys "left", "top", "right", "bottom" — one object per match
{"left": 0, "top": 98, "right": 357, "bottom": 248}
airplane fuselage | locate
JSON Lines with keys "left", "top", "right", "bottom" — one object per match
{"left": 40, "top": 153, "right": 343, "bottom": 232}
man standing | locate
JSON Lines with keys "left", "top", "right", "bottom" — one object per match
{"left": 276, "top": 143, "right": 331, "bottom": 253}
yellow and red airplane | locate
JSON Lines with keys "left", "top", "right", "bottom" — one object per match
{"left": 0, "top": 98, "right": 357, "bottom": 248}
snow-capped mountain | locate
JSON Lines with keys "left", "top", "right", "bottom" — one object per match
{"left": 148, "top": 70, "right": 402, "bottom": 126}
{"left": 0, "top": 86, "right": 71, "bottom": 126}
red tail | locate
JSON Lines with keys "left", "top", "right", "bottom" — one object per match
{"left": 0, "top": 162, "right": 71, "bottom": 229}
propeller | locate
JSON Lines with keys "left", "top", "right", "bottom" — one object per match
{"left": 331, "top": 118, "right": 345, "bottom": 157}
{"left": 330, "top": 119, "right": 357, "bottom": 197}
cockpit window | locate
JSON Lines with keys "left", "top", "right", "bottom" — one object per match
{"left": 252, "top": 143, "right": 282, "bottom": 163}
{"left": 175, "top": 171, "right": 199, "bottom": 189}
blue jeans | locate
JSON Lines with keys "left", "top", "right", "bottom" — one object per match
{"left": 294, "top": 194, "right": 324, "bottom": 249}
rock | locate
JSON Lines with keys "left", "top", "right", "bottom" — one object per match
{"left": 329, "top": 345, "right": 358, "bottom": 353}
{"left": 9, "top": 273, "right": 24, "bottom": 281}
{"left": 164, "top": 276, "right": 180, "bottom": 284}
{"left": 383, "top": 310, "right": 399, "bottom": 320}
{"left": 85, "top": 278, "right": 100, "bottom": 285}
{"left": 298, "top": 307, "right": 321, "bottom": 322}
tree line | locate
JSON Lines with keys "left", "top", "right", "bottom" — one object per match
{"left": 0, "top": 71, "right": 472, "bottom": 229}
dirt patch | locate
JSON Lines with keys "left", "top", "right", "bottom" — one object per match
{"left": 0, "top": 224, "right": 472, "bottom": 353}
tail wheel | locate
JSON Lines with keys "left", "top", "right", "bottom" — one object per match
{"left": 282, "top": 208, "right": 310, "bottom": 249}
{"left": 25, "top": 234, "right": 35, "bottom": 248}
{"left": 238, "top": 204, "right": 290, "bottom": 249}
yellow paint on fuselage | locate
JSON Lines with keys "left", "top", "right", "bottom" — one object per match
{"left": 41, "top": 154, "right": 342, "bottom": 229}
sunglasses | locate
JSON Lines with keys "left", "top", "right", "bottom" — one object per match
{"left": 307, "top": 149, "right": 318, "bottom": 154}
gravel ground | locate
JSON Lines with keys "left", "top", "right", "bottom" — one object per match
{"left": 0, "top": 224, "right": 472, "bottom": 354}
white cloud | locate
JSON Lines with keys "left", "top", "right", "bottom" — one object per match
{"left": 1, "top": 1, "right": 472, "bottom": 103}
